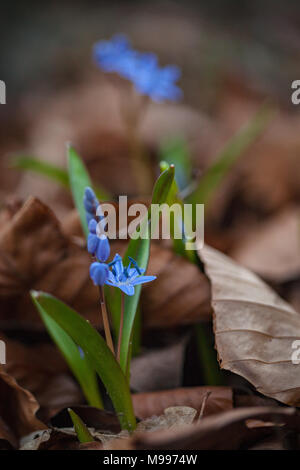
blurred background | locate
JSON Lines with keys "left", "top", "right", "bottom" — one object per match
{"left": 0, "top": 0, "right": 300, "bottom": 284}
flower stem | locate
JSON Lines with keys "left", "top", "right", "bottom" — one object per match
{"left": 99, "top": 286, "right": 115, "bottom": 356}
{"left": 117, "top": 292, "right": 125, "bottom": 362}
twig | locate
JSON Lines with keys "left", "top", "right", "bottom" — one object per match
{"left": 99, "top": 286, "right": 115, "bottom": 355}
{"left": 198, "top": 391, "right": 212, "bottom": 421}
{"left": 117, "top": 292, "right": 125, "bottom": 362}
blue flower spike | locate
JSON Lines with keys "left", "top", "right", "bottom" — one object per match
{"left": 83, "top": 187, "right": 99, "bottom": 224}
{"left": 87, "top": 217, "right": 110, "bottom": 263}
{"left": 106, "top": 253, "right": 156, "bottom": 296}
{"left": 90, "top": 262, "right": 110, "bottom": 286}
{"left": 93, "top": 35, "right": 182, "bottom": 103}
{"left": 84, "top": 187, "right": 110, "bottom": 263}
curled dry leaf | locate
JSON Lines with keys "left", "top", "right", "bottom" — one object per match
{"left": 123, "top": 406, "right": 300, "bottom": 450}
{"left": 0, "top": 366, "right": 46, "bottom": 448}
{"left": 1, "top": 332, "right": 82, "bottom": 422}
{"left": 20, "top": 428, "right": 82, "bottom": 451}
{"left": 232, "top": 207, "right": 300, "bottom": 283}
{"left": 0, "top": 196, "right": 94, "bottom": 331}
{"left": 132, "top": 386, "right": 233, "bottom": 420}
{"left": 198, "top": 244, "right": 300, "bottom": 406}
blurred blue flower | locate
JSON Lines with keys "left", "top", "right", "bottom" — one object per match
{"left": 87, "top": 218, "right": 110, "bottom": 262}
{"left": 90, "top": 262, "right": 110, "bottom": 286}
{"left": 93, "top": 35, "right": 182, "bottom": 102}
{"left": 106, "top": 253, "right": 156, "bottom": 296}
{"left": 83, "top": 187, "right": 99, "bottom": 224}
{"left": 93, "top": 34, "right": 131, "bottom": 73}
{"left": 134, "top": 62, "right": 182, "bottom": 102}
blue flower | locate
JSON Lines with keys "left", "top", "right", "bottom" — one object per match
{"left": 133, "top": 61, "right": 182, "bottom": 102}
{"left": 105, "top": 253, "right": 156, "bottom": 296}
{"left": 93, "top": 35, "right": 182, "bottom": 103}
{"left": 93, "top": 34, "right": 131, "bottom": 73}
{"left": 83, "top": 187, "right": 99, "bottom": 224}
{"left": 90, "top": 262, "right": 110, "bottom": 286}
{"left": 87, "top": 218, "right": 110, "bottom": 262}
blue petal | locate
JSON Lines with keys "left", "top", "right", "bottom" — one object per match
{"left": 83, "top": 196, "right": 95, "bottom": 213}
{"left": 87, "top": 234, "right": 98, "bottom": 255}
{"left": 131, "top": 275, "right": 156, "bottom": 286}
{"left": 96, "top": 236, "right": 110, "bottom": 262}
{"left": 110, "top": 253, "right": 123, "bottom": 277}
{"left": 118, "top": 284, "right": 135, "bottom": 296}
{"left": 107, "top": 271, "right": 116, "bottom": 283}
{"left": 88, "top": 219, "right": 97, "bottom": 234}
{"left": 84, "top": 187, "right": 99, "bottom": 206}
{"left": 89, "top": 262, "right": 109, "bottom": 286}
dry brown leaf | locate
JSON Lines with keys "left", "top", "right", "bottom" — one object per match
{"left": 198, "top": 244, "right": 300, "bottom": 406}
{"left": 130, "top": 337, "right": 188, "bottom": 393}
{"left": 142, "top": 244, "right": 211, "bottom": 327}
{"left": 20, "top": 428, "right": 82, "bottom": 450}
{"left": 1, "top": 333, "right": 82, "bottom": 422}
{"left": 130, "top": 406, "right": 300, "bottom": 450}
{"left": 0, "top": 366, "right": 46, "bottom": 447}
{"left": 132, "top": 386, "right": 233, "bottom": 420}
{"left": 232, "top": 207, "right": 300, "bottom": 283}
{"left": 51, "top": 406, "right": 121, "bottom": 434}
{"left": 105, "top": 406, "right": 300, "bottom": 450}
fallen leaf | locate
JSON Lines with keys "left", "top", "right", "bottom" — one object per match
{"left": 51, "top": 406, "right": 121, "bottom": 434}
{"left": 20, "top": 428, "right": 80, "bottom": 450}
{"left": 232, "top": 207, "right": 300, "bottom": 283}
{"left": 132, "top": 386, "right": 233, "bottom": 420}
{"left": 134, "top": 407, "right": 197, "bottom": 438}
{"left": 142, "top": 243, "right": 211, "bottom": 327}
{"left": 0, "top": 366, "right": 46, "bottom": 447}
{"left": 130, "top": 337, "right": 188, "bottom": 393}
{"left": 198, "top": 244, "right": 300, "bottom": 406}
{"left": 128, "top": 406, "right": 300, "bottom": 450}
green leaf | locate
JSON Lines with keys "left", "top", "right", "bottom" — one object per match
{"left": 106, "top": 166, "right": 175, "bottom": 375}
{"left": 195, "top": 323, "right": 224, "bottom": 386}
{"left": 67, "top": 146, "right": 94, "bottom": 238}
{"left": 67, "top": 145, "right": 111, "bottom": 237}
{"left": 33, "top": 298, "right": 103, "bottom": 409}
{"left": 68, "top": 408, "right": 95, "bottom": 443}
{"left": 159, "top": 161, "right": 198, "bottom": 264}
{"left": 187, "top": 104, "right": 274, "bottom": 207}
{"left": 31, "top": 291, "right": 136, "bottom": 432}
{"left": 12, "top": 155, "right": 110, "bottom": 203}
{"left": 159, "top": 138, "right": 192, "bottom": 191}
{"left": 12, "top": 156, "right": 69, "bottom": 187}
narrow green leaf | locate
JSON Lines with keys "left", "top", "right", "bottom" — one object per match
{"left": 12, "top": 156, "right": 69, "bottom": 187}
{"left": 159, "top": 137, "right": 192, "bottom": 191}
{"left": 33, "top": 299, "right": 103, "bottom": 409}
{"left": 149, "top": 164, "right": 175, "bottom": 209}
{"left": 31, "top": 291, "right": 136, "bottom": 432}
{"left": 12, "top": 155, "right": 110, "bottom": 204}
{"left": 187, "top": 104, "right": 274, "bottom": 207}
{"left": 195, "top": 324, "right": 224, "bottom": 386}
{"left": 68, "top": 409, "right": 94, "bottom": 443}
{"left": 67, "top": 146, "right": 94, "bottom": 237}
{"left": 159, "top": 161, "right": 198, "bottom": 264}
{"left": 67, "top": 145, "right": 111, "bottom": 236}
{"left": 106, "top": 166, "right": 175, "bottom": 375}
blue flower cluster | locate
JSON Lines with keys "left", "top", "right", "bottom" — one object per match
{"left": 83, "top": 187, "right": 156, "bottom": 295}
{"left": 93, "top": 35, "right": 182, "bottom": 102}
